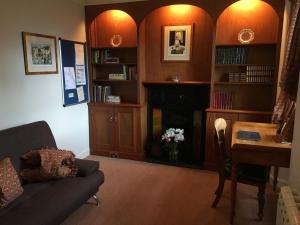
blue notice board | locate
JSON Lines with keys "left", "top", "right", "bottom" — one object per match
{"left": 60, "top": 39, "right": 89, "bottom": 107}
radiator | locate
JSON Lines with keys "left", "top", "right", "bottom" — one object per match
{"left": 277, "top": 186, "right": 300, "bottom": 225}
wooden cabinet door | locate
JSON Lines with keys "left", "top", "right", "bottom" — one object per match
{"left": 89, "top": 106, "right": 115, "bottom": 154}
{"left": 114, "top": 107, "right": 138, "bottom": 154}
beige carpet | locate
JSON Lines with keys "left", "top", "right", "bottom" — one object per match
{"left": 62, "top": 156, "right": 277, "bottom": 225}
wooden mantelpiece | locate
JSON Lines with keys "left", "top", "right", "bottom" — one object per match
{"left": 142, "top": 81, "right": 211, "bottom": 86}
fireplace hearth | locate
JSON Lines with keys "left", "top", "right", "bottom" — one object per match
{"left": 144, "top": 83, "right": 210, "bottom": 167}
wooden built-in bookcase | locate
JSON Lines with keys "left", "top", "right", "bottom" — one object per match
{"left": 85, "top": 0, "right": 285, "bottom": 168}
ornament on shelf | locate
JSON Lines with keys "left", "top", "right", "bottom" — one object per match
{"left": 238, "top": 28, "right": 255, "bottom": 44}
{"left": 110, "top": 34, "right": 123, "bottom": 47}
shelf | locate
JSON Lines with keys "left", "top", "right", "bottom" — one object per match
{"left": 94, "top": 79, "right": 137, "bottom": 83}
{"left": 88, "top": 102, "right": 142, "bottom": 108}
{"left": 92, "top": 62, "right": 137, "bottom": 66}
{"left": 215, "top": 64, "right": 275, "bottom": 67}
{"left": 216, "top": 43, "right": 277, "bottom": 47}
{"left": 206, "top": 108, "right": 273, "bottom": 115}
{"left": 143, "top": 81, "right": 211, "bottom": 86}
{"left": 92, "top": 47, "right": 137, "bottom": 50}
{"left": 214, "top": 82, "right": 273, "bottom": 86}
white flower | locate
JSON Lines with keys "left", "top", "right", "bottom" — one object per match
{"left": 162, "top": 128, "right": 184, "bottom": 143}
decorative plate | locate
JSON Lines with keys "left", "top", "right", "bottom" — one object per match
{"left": 238, "top": 28, "right": 255, "bottom": 44}
{"left": 110, "top": 34, "right": 123, "bottom": 47}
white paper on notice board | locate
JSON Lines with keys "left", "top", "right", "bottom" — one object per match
{"left": 63, "top": 67, "right": 76, "bottom": 90}
{"left": 75, "top": 44, "right": 85, "bottom": 65}
{"left": 77, "top": 86, "right": 85, "bottom": 102}
{"left": 75, "top": 65, "right": 86, "bottom": 85}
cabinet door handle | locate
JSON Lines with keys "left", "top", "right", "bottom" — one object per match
{"left": 114, "top": 116, "right": 118, "bottom": 122}
{"left": 109, "top": 116, "right": 114, "bottom": 122}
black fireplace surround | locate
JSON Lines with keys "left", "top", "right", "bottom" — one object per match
{"left": 144, "top": 83, "right": 210, "bottom": 167}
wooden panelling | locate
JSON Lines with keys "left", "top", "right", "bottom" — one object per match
{"left": 144, "top": 5, "right": 214, "bottom": 82}
{"left": 89, "top": 104, "right": 143, "bottom": 160}
{"left": 89, "top": 106, "right": 115, "bottom": 153}
{"left": 90, "top": 10, "right": 137, "bottom": 48}
{"left": 216, "top": 1, "right": 279, "bottom": 45}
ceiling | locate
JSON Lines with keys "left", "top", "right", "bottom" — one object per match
{"left": 71, "top": 0, "right": 146, "bottom": 5}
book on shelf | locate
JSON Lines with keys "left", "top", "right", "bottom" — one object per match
{"left": 91, "top": 49, "right": 119, "bottom": 64}
{"left": 106, "top": 95, "right": 121, "bottom": 104}
{"left": 216, "top": 47, "right": 247, "bottom": 64}
{"left": 245, "top": 65, "right": 274, "bottom": 83}
{"left": 93, "top": 85, "right": 112, "bottom": 103}
{"left": 213, "top": 91, "right": 233, "bottom": 109}
{"left": 227, "top": 65, "right": 274, "bottom": 83}
{"left": 120, "top": 65, "right": 137, "bottom": 80}
{"left": 109, "top": 73, "right": 127, "bottom": 80}
{"left": 93, "top": 50, "right": 100, "bottom": 64}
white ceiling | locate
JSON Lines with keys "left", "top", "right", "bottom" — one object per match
{"left": 71, "top": 0, "right": 146, "bottom": 5}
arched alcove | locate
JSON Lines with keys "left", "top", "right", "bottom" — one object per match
{"left": 90, "top": 10, "right": 137, "bottom": 48}
{"left": 216, "top": 0, "right": 279, "bottom": 45}
{"left": 140, "top": 4, "right": 214, "bottom": 82}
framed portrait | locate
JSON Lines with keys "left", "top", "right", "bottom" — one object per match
{"left": 22, "top": 32, "right": 58, "bottom": 75}
{"left": 163, "top": 25, "right": 192, "bottom": 62}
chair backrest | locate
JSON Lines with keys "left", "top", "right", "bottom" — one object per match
{"left": 214, "top": 118, "right": 228, "bottom": 173}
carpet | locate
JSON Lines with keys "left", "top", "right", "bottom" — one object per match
{"left": 62, "top": 156, "right": 277, "bottom": 225}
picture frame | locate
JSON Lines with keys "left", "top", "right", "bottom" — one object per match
{"left": 22, "top": 32, "right": 58, "bottom": 75}
{"left": 162, "top": 25, "right": 193, "bottom": 62}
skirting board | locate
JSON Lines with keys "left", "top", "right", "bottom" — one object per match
{"left": 76, "top": 150, "right": 90, "bottom": 159}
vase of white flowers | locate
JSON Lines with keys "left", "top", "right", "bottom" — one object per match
{"left": 162, "top": 128, "right": 184, "bottom": 161}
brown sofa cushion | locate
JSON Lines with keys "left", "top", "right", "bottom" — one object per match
{"left": 21, "top": 149, "right": 78, "bottom": 182}
{"left": 0, "top": 158, "right": 24, "bottom": 208}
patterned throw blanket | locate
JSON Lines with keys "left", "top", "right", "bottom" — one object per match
{"left": 21, "top": 149, "right": 78, "bottom": 182}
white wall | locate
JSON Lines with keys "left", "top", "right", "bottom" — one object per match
{"left": 289, "top": 76, "right": 300, "bottom": 190}
{"left": 0, "top": 0, "right": 89, "bottom": 158}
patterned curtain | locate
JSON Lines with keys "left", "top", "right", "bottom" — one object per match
{"left": 273, "top": 0, "right": 300, "bottom": 123}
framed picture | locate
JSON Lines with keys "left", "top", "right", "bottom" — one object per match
{"left": 22, "top": 32, "right": 58, "bottom": 75}
{"left": 162, "top": 25, "right": 192, "bottom": 62}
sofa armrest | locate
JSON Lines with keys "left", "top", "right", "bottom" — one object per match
{"left": 74, "top": 159, "right": 99, "bottom": 177}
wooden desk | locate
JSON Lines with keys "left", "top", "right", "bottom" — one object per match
{"left": 230, "top": 122, "right": 291, "bottom": 224}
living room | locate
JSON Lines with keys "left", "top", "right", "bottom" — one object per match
{"left": 0, "top": 0, "right": 300, "bottom": 224}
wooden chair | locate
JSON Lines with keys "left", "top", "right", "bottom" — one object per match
{"left": 211, "top": 118, "right": 269, "bottom": 221}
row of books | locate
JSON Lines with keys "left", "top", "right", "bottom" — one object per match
{"left": 216, "top": 47, "right": 247, "bottom": 64}
{"left": 124, "top": 65, "right": 137, "bottom": 80}
{"left": 228, "top": 72, "right": 273, "bottom": 83}
{"left": 227, "top": 65, "right": 275, "bottom": 83}
{"left": 93, "top": 85, "right": 112, "bottom": 103}
{"left": 212, "top": 92, "right": 233, "bottom": 109}
{"left": 93, "top": 49, "right": 119, "bottom": 64}
{"left": 245, "top": 65, "right": 274, "bottom": 83}
{"left": 107, "top": 65, "right": 138, "bottom": 81}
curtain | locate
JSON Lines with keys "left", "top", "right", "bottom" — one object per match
{"left": 273, "top": 0, "right": 300, "bottom": 123}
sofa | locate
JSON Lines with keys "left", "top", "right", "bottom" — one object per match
{"left": 0, "top": 121, "right": 104, "bottom": 225}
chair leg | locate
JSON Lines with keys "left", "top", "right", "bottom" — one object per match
{"left": 212, "top": 177, "right": 225, "bottom": 208}
{"left": 92, "top": 194, "right": 100, "bottom": 206}
{"left": 257, "top": 184, "right": 266, "bottom": 221}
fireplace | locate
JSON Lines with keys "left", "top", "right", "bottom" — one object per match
{"left": 144, "top": 83, "right": 210, "bottom": 167}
